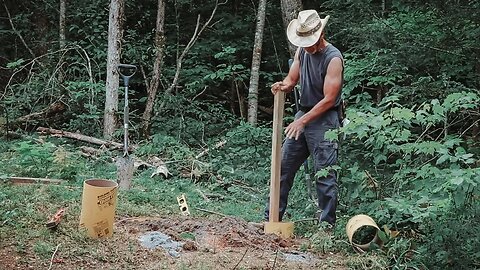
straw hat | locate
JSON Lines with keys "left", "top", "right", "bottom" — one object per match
{"left": 286, "top": 10, "right": 330, "bottom": 47}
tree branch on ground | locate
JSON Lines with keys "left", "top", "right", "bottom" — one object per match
{"left": 37, "top": 127, "right": 125, "bottom": 149}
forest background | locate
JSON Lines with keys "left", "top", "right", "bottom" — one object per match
{"left": 0, "top": 0, "right": 479, "bottom": 269}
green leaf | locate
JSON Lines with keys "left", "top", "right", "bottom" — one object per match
{"left": 450, "top": 177, "right": 464, "bottom": 186}
{"left": 6, "top": 58, "right": 25, "bottom": 69}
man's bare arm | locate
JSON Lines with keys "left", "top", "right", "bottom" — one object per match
{"left": 271, "top": 48, "right": 301, "bottom": 95}
{"left": 298, "top": 57, "right": 343, "bottom": 125}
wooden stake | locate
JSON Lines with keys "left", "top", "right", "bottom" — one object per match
{"left": 268, "top": 92, "right": 285, "bottom": 222}
{"left": 264, "top": 92, "right": 294, "bottom": 239}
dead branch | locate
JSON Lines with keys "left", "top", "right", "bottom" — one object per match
{"left": 15, "top": 100, "right": 66, "bottom": 124}
{"left": 232, "top": 248, "right": 249, "bottom": 270}
{"left": 159, "top": 0, "right": 227, "bottom": 111}
{"left": 195, "top": 188, "right": 210, "bottom": 202}
{"left": 48, "top": 244, "right": 61, "bottom": 270}
{"left": 2, "top": 45, "right": 94, "bottom": 103}
{"left": 3, "top": 2, "right": 36, "bottom": 61}
{"left": 258, "top": 105, "right": 273, "bottom": 115}
{"left": 79, "top": 146, "right": 106, "bottom": 160}
{"left": 37, "top": 127, "right": 124, "bottom": 149}
{"left": 195, "top": 140, "right": 226, "bottom": 159}
{"left": 232, "top": 179, "right": 259, "bottom": 193}
{"left": 203, "top": 193, "right": 225, "bottom": 200}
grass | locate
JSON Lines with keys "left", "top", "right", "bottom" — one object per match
{"left": 0, "top": 135, "right": 396, "bottom": 269}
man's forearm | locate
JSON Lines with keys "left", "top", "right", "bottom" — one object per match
{"left": 299, "top": 98, "right": 336, "bottom": 125}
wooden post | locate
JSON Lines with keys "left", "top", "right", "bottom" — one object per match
{"left": 268, "top": 92, "right": 285, "bottom": 222}
{"left": 264, "top": 92, "right": 294, "bottom": 238}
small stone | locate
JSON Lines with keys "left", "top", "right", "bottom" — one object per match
{"left": 182, "top": 241, "right": 197, "bottom": 251}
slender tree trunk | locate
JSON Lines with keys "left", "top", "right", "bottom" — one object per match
{"left": 247, "top": 0, "right": 267, "bottom": 125}
{"left": 59, "top": 0, "right": 66, "bottom": 52}
{"left": 236, "top": 80, "right": 247, "bottom": 120}
{"left": 141, "top": 0, "right": 166, "bottom": 138}
{"left": 103, "top": 0, "right": 124, "bottom": 139}
{"left": 158, "top": 0, "right": 223, "bottom": 112}
{"left": 280, "top": 0, "right": 302, "bottom": 57}
{"left": 34, "top": 4, "right": 49, "bottom": 56}
{"left": 58, "top": 0, "right": 66, "bottom": 84}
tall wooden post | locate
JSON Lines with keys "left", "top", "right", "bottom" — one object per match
{"left": 268, "top": 92, "right": 285, "bottom": 222}
{"left": 264, "top": 92, "right": 294, "bottom": 238}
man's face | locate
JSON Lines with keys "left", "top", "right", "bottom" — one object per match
{"left": 303, "top": 32, "right": 324, "bottom": 54}
{"left": 304, "top": 42, "right": 318, "bottom": 54}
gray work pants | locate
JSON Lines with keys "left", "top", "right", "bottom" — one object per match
{"left": 265, "top": 109, "right": 339, "bottom": 225}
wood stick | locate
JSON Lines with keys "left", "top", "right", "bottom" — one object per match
{"left": 37, "top": 127, "right": 124, "bottom": 149}
{"left": 195, "top": 140, "right": 226, "bottom": 159}
{"left": 48, "top": 244, "right": 60, "bottom": 270}
{"left": 195, "top": 189, "right": 210, "bottom": 202}
{"left": 268, "top": 92, "right": 285, "bottom": 222}
{"left": 232, "top": 248, "right": 249, "bottom": 270}
{"left": 5, "top": 177, "right": 63, "bottom": 185}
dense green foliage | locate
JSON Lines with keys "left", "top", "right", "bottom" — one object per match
{"left": 1, "top": 0, "right": 479, "bottom": 269}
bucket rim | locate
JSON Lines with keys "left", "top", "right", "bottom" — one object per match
{"left": 84, "top": 179, "right": 118, "bottom": 188}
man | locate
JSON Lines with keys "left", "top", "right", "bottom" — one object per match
{"left": 265, "top": 10, "right": 343, "bottom": 226}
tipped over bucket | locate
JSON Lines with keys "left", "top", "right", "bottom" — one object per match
{"left": 346, "top": 214, "right": 383, "bottom": 253}
{"left": 79, "top": 179, "right": 118, "bottom": 238}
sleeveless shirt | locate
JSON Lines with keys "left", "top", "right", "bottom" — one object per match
{"left": 298, "top": 44, "right": 344, "bottom": 108}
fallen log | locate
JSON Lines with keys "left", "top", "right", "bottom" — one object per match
{"left": 37, "top": 127, "right": 123, "bottom": 149}
{"left": 16, "top": 101, "right": 66, "bottom": 123}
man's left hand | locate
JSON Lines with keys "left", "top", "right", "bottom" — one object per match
{"left": 285, "top": 119, "right": 305, "bottom": 140}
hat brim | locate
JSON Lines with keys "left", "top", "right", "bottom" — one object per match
{"left": 286, "top": 15, "right": 330, "bottom": 47}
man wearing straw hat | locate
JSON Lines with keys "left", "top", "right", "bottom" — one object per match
{"left": 266, "top": 10, "right": 343, "bottom": 227}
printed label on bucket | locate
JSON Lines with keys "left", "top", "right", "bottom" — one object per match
{"left": 97, "top": 189, "right": 116, "bottom": 210}
{"left": 93, "top": 219, "right": 110, "bottom": 238}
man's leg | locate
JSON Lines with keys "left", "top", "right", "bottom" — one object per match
{"left": 313, "top": 140, "right": 338, "bottom": 225}
{"left": 264, "top": 129, "right": 309, "bottom": 221}
{"left": 305, "top": 110, "right": 339, "bottom": 226}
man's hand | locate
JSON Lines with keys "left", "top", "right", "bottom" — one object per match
{"left": 285, "top": 119, "right": 305, "bottom": 140}
{"left": 271, "top": 81, "right": 289, "bottom": 95}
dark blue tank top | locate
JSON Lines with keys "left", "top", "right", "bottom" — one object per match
{"left": 299, "top": 44, "right": 343, "bottom": 108}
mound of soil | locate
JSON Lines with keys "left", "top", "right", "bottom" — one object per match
{"left": 118, "top": 216, "right": 295, "bottom": 251}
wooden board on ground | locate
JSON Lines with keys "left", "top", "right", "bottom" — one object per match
{"left": 5, "top": 177, "right": 63, "bottom": 185}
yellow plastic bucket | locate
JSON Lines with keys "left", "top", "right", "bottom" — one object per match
{"left": 79, "top": 179, "right": 118, "bottom": 238}
{"left": 346, "top": 214, "right": 383, "bottom": 253}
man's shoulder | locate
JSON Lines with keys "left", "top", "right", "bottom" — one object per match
{"left": 326, "top": 44, "right": 342, "bottom": 58}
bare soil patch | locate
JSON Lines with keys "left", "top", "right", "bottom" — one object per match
{"left": 116, "top": 215, "right": 347, "bottom": 269}
{"left": 0, "top": 215, "right": 348, "bottom": 269}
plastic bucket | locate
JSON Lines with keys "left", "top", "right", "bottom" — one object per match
{"left": 345, "top": 214, "right": 383, "bottom": 253}
{"left": 79, "top": 179, "right": 118, "bottom": 238}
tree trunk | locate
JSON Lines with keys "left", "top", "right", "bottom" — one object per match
{"left": 103, "top": 0, "right": 124, "bottom": 139}
{"left": 141, "top": 0, "right": 166, "bottom": 138}
{"left": 158, "top": 0, "right": 223, "bottom": 113}
{"left": 280, "top": 0, "right": 302, "bottom": 58}
{"left": 247, "top": 0, "right": 267, "bottom": 125}
{"left": 34, "top": 4, "right": 49, "bottom": 56}
{"left": 58, "top": 0, "right": 66, "bottom": 85}
{"left": 236, "top": 80, "right": 247, "bottom": 120}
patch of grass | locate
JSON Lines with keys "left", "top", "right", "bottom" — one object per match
{"left": 33, "top": 241, "right": 56, "bottom": 259}
{"left": 179, "top": 232, "right": 196, "bottom": 241}
{"left": 0, "top": 135, "right": 393, "bottom": 269}
{"left": 346, "top": 252, "right": 389, "bottom": 270}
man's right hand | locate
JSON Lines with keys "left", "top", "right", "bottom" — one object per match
{"left": 271, "top": 81, "right": 288, "bottom": 95}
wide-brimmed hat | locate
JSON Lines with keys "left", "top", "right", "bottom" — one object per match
{"left": 286, "top": 10, "right": 330, "bottom": 47}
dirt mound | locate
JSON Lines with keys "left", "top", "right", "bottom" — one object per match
{"left": 118, "top": 216, "right": 298, "bottom": 252}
